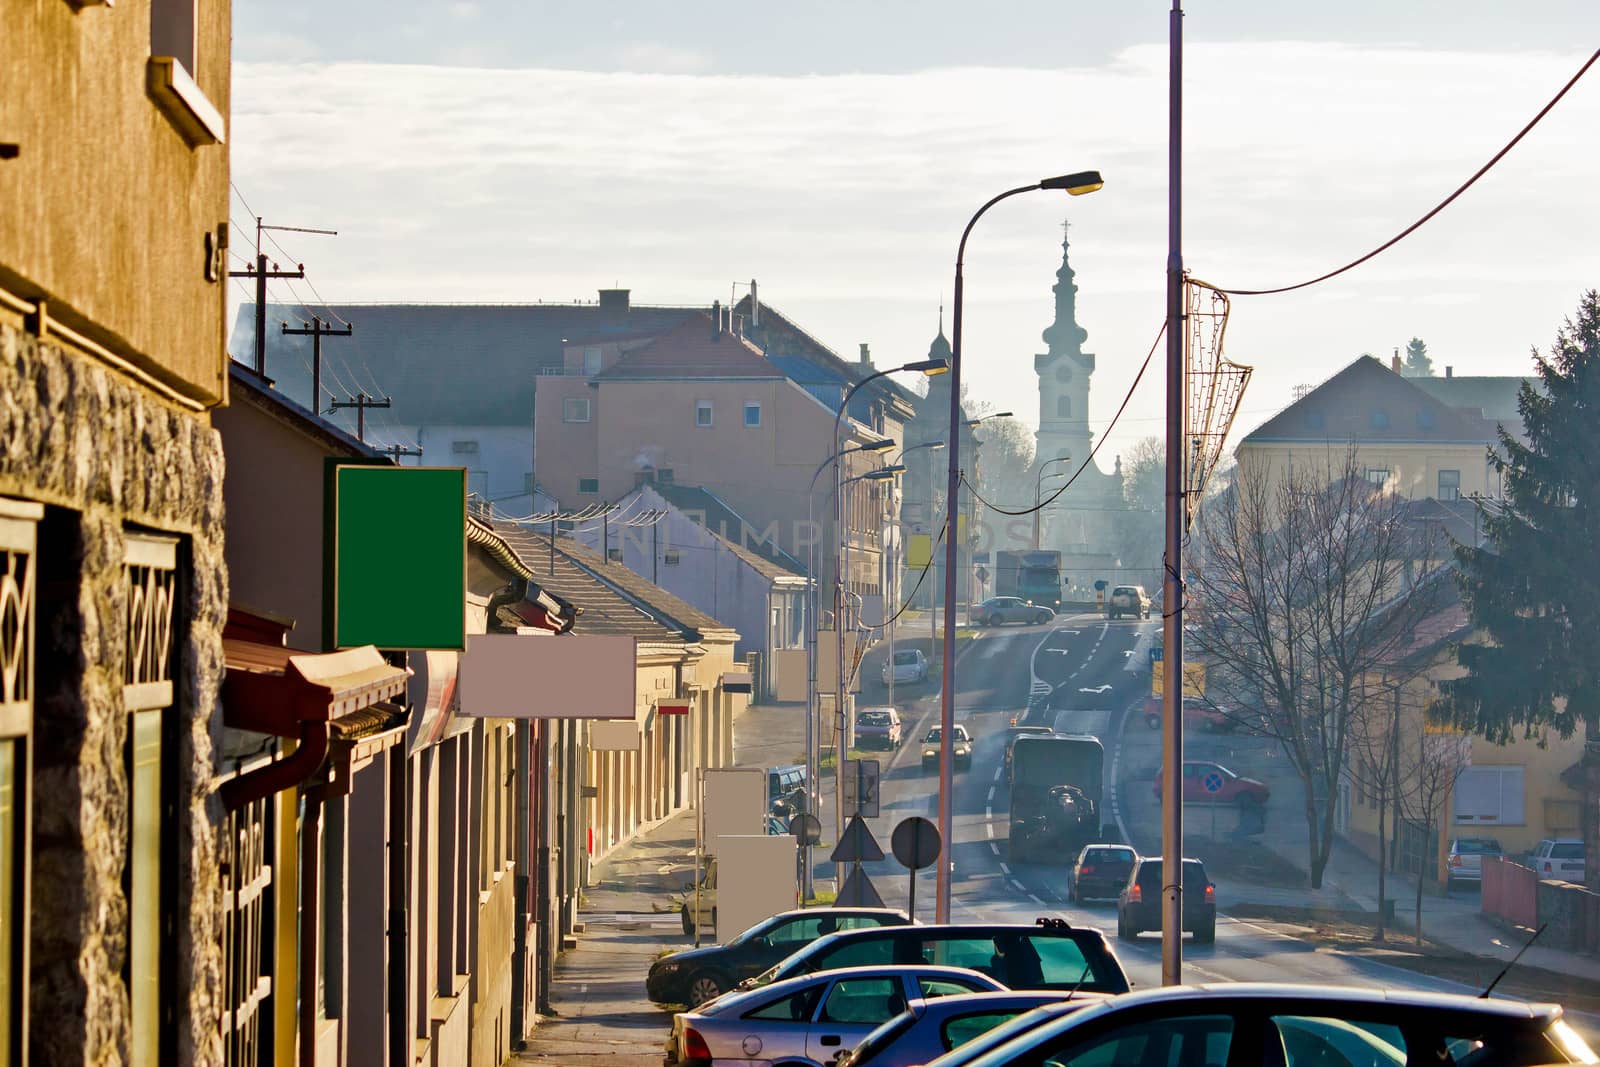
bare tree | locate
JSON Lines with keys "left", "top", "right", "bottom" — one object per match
{"left": 1396, "top": 704, "right": 1471, "bottom": 946}
{"left": 1349, "top": 677, "right": 1404, "bottom": 941}
{"left": 1189, "top": 448, "right": 1442, "bottom": 888}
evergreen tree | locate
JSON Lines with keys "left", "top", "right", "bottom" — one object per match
{"left": 1439, "top": 290, "right": 1600, "bottom": 888}
{"left": 1402, "top": 336, "right": 1434, "bottom": 377}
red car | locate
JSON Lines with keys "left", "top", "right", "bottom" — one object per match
{"left": 1152, "top": 760, "right": 1269, "bottom": 807}
{"left": 1142, "top": 696, "right": 1239, "bottom": 733}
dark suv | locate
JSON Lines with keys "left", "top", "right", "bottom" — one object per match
{"left": 1118, "top": 858, "right": 1215, "bottom": 943}
{"left": 746, "top": 919, "right": 1130, "bottom": 995}
{"left": 646, "top": 907, "right": 909, "bottom": 1007}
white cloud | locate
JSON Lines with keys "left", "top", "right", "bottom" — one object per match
{"left": 231, "top": 44, "right": 1600, "bottom": 462}
{"left": 611, "top": 42, "right": 711, "bottom": 75}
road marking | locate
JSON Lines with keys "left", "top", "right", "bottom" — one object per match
{"left": 999, "top": 862, "right": 1011, "bottom": 875}
{"left": 992, "top": 766, "right": 1002, "bottom": 782}
{"left": 987, "top": 786, "right": 996, "bottom": 803}
{"left": 990, "top": 841, "right": 1000, "bottom": 855}
{"left": 986, "top": 823, "right": 995, "bottom": 838}
{"left": 1010, "top": 880, "right": 1029, "bottom": 894}
{"left": 1028, "top": 893, "right": 1045, "bottom": 906}
{"left": 1078, "top": 684, "right": 1112, "bottom": 694}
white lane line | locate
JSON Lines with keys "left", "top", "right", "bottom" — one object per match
{"left": 990, "top": 841, "right": 1001, "bottom": 855}
{"left": 986, "top": 823, "right": 995, "bottom": 838}
{"left": 992, "top": 766, "right": 1002, "bottom": 782}
{"left": 1028, "top": 893, "right": 1045, "bottom": 906}
{"left": 987, "top": 786, "right": 996, "bottom": 803}
{"left": 999, "top": 862, "right": 1012, "bottom": 875}
{"left": 1010, "top": 879, "right": 1029, "bottom": 894}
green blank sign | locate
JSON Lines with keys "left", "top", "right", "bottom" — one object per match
{"left": 333, "top": 465, "right": 466, "bottom": 650}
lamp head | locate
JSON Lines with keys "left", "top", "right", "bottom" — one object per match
{"left": 905, "top": 358, "right": 950, "bottom": 376}
{"left": 860, "top": 439, "right": 895, "bottom": 452}
{"left": 865, "top": 465, "right": 906, "bottom": 481}
{"left": 1040, "top": 170, "right": 1104, "bottom": 196}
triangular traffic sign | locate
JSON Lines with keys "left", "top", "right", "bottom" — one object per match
{"left": 831, "top": 815, "right": 885, "bottom": 864}
{"left": 835, "top": 866, "right": 885, "bottom": 908}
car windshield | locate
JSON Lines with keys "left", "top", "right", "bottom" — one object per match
{"left": 1551, "top": 842, "right": 1585, "bottom": 859}
{"left": 1454, "top": 839, "right": 1501, "bottom": 854}
{"left": 893, "top": 651, "right": 919, "bottom": 665}
{"left": 858, "top": 712, "right": 892, "bottom": 726}
{"left": 925, "top": 728, "right": 942, "bottom": 742}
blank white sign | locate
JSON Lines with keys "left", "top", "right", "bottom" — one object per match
{"left": 459, "top": 633, "right": 636, "bottom": 719}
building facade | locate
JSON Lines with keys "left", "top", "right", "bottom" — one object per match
{"left": 2, "top": 3, "right": 233, "bottom": 1061}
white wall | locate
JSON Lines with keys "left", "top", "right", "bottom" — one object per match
{"left": 409, "top": 423, "right": 540, "bottom": 516}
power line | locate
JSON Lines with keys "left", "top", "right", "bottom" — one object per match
{"left": 1214, "top": 44, "right": 1600, "bottom": 297}
{"left": 965, "top": 321, "right": 1164, "bottom": 517}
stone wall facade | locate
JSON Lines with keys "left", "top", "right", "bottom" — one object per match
{"left": 0, "top": 320, "right": 226, "bottom": 1066}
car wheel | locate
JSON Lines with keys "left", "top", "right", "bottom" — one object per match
{"left": 1195, "top": 919, "right": 1216, "bottom": 944}
{"left": 680, "top": 905, "right": 693, "bottom": 936}
{"left": 687, "top": 971, "right": 727, "bottom": 1006}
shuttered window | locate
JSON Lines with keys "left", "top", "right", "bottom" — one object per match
{"left": 1454, "top": 766, "right": 1525, "bottom": 825}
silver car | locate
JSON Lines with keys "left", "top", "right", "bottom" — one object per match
{"left": 973, "top": 597, "right": 1054, "bottom": 627}
{"left": 666, "top": 965, "right": 1004, "bottom": 1067}
{"left": 841, "top": 991, "right": 1102, "bottom": 1067}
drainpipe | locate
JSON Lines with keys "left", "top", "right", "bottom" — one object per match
{"left": 219, "top": 720, "right": 330, "bottom": 812}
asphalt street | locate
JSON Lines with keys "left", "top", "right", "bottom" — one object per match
{"left": 849, "top": 613, "right": 1553, "bottom": 1002}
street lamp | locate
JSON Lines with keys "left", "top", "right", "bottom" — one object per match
{"left": 937, "top": 170, "right": 1103, "bottom": 922}
{"left": 1033, "top": 454, "right": 1072, "bottom": 551}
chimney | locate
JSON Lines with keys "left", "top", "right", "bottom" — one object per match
{"left": 749, "top": 279, "right": 760, "bottom": 326}
{"left": 711, "top": 300, "right": 723, "bottom": 340}
{"left": 859, "top": 343, "right": 873, "bottom": 368}
{"left": 598, "top": 288, "right": 630, "bottom": 324}
{"left": 1391, "top": 348, "right": 1402, "bottom": 373}
{"left": 732, "top": 314, "right": 745, "bottom": 340}
{"left": 1445, "top": 365, "right": 1454, "bottom": 378}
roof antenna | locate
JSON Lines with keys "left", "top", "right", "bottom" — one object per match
{"left": 1480, "top": 922, "right": 1548, "bottom": 998}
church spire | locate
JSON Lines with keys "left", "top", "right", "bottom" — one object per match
{"left": 1040, "top": 219, "right": 1089, "bottom": 360}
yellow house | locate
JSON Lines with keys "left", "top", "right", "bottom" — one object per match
{"left": 1236, "top": 355, "right": 1524, "bottom": 503}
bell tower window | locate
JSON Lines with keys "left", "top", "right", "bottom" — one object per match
{"left": 1057, "top": 395, "right": 1072, "bottom": 419}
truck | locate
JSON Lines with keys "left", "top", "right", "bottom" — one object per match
{"left": 994, "top": 550, "right": 1065, "bottom": 612}
{"left": 1008, "top": 733, "right": 1105, "bottom": 863}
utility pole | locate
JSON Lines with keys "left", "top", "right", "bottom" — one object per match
{"left": 227, "top": 217, "right": 335, "bottom": 376}
{"left": 281, "top": 315, "right": 352, "bottom": 413}
{"left": 330, "top": 392, "right": 391, "bottom": 444}
{"left": 378, "top": 443, "right": 422, "bottom": 464}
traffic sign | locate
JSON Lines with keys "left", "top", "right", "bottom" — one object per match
{"left": 835, "top": 866, "right": 885, "bottom": 908}
{"left": 1203, "top": 771, "right": 1225, "bottom": 794}
{"left": 891, "top": 817, "right": 941, "bottom": 870}
{"left": 842, "top": 759, "right": 881, "bottom": 819}
{"left": 831, "top": 815, "right": 885, "bottom": 864}
{"left": 790, "top": 813, "right": 822, "bottom": 846}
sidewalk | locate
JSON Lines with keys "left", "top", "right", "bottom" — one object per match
{"left": 514, "top": 808, "right": 696, "bottom": 1065}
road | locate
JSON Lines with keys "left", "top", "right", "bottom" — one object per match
{"left": 848, "top": 613, "right": 1553, "bottom": 1001}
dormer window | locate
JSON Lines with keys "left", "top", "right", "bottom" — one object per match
{"left": 1370, "top": 410, "right": 1390, "bottom": 430}
{"left": 1417, "top": 409, "right": 1437, "bottom": 431}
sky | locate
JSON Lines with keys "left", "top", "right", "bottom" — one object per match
{"left": 228, "top": 1, "right": 1600, "bottom": 468}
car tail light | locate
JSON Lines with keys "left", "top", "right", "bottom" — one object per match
{"left": 1450, "top": 855, "right": 1463, "bottom": 868}
{"left": 1129, "top": 884, "right": 1142, "bottom": 903}
{"left": 683, "top": 1026, "right": 712, "bottom": 1062}
{"left": 1545, "top": 861, "right": 1554, "bottom": 872}
{"left": 1080, "top": 865, "right": 1096, "bottom": 876}
{"left": 1204, "top": 883, "right": 1215, "bottom": 902}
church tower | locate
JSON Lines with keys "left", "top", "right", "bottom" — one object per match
{"left": 1032, "top": 221, "right": 1123, "bottom": 560}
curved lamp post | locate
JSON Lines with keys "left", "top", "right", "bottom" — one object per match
{"left": 938, "top": 170, "right": 1103, "bottom": 922}
{"left": 1033, "top": 454, "right": 1073, "bottom": 550}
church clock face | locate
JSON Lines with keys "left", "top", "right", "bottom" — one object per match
{"left": 1055, "top": 365, "right": 1073, "bottom": 384}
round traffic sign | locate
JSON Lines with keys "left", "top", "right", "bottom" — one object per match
{"left": 1203, "top": 771, "right": 1225, "bottom": 794}
{"left": 790, "top": 812, "right": 822, "bottom": 846}
{"left": 891, "top": 816, "right": 941, "bottom": 870}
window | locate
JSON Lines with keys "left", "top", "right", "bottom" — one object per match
{"left": 0, "top": 499, "right": 41, "bottom": 1056}
{"left": 1306, "top": 410, "right": 1326, "bottom": 430}
{"left": 1056, "top": 365, "right": 1074, "bottom": 383}
{"left": 578, "top": 478, "right": 599, "bottom": 495}
{"left": 744, "top": 402, "right": 762, "bottom": 427}
{"left": 607, "top": 548, "right": 621, "bottom": 562}
{"left": 451, "top": 440, "right": 479, "bottom": 455}
{"left": 148, "top": 0, "right": 225, "bottom": 146}
{"left": 1438, "top": 469, "right": 1461, "bottom": 501}
{"left": 125, "top": 531, "right": 181, "bottom": 1066}
{"left": 1370, "top": 409, "right": 1391, "bottom": 430}
{"left": 563, "top": 397, "right": 591, "bottom": 423}
{"left": 695, "top": 400, "right": 714, "bottom": 427}
{"left": 1365, "top": 468, "right": 1390, "bottom": 486}
{"left": 1271, "top": 1016, "right": 1406, "bottom": 1067}
{"left": 657, "top": 468, "right": 675, "bottom": 485}
{"left": 918, "top": 977, "right": 984, "bottom": 998}
{"left": 943, "top": 1011, "right": 1025, "bottom": 1052}
{"left": 1056, "top": 395, "right": 1073, "bottom": 418}
{"left": 744, "top": 986, "right": 821, "bottom": 1022}
{"left": 819, "top": 977, "right": 902, "bottom": 1024}
{"left": 1033, "top": 1014, "right": 1234, "bottom": 1067}
{"left": 663, "top": 550, "right": 681, "bottom": 566}
{"left": 1417, "top": 409, "right": 1437, "bottom": 430}
{"left": 1454, "top": 766, "right": 1524, "bottom": 825}
{"left": 582, "top": 346, "right": 602, "bottom": 376}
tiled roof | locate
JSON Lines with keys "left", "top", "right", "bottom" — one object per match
{"left": 713, "top": 529, "right": 806, "bottom": 582}
{"left": 1242, "top": 356, "right": 1498, "bottom": 445}
{"left": 554, "top": 535, "right": 737, "bottom": 639}
{"left": 653, "top": 484, "right": 810, "bottom": 575}
{"left": 494, "top": 524, "right": 682, "bottom": 642}
{"left": 593, "top": 315, "right": 780, "bottom": 381}
{"left": 1412, "top": 375, "right": 1532, "bottom": 436}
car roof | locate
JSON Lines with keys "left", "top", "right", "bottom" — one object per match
{"left": 814, "top": 922, "right": 1100, "bottom": 945}
{"left": 1061, "top": 983, "right": 1557, "bottom": 1019}
{"left": 761, "top": 906, "right": 910, "bottom": 923}
{"left": 686, "top": 964, "right": 998, "bottom": 1017}
{"left": 915, "top": 990, "right": 1102, "bottom": 1017}
{"left": 857, "top": 706, "right": 898, "bottom": 715}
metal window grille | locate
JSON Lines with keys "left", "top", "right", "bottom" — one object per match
{"left": 223, "top": 796, "right": 274, "bottom": 1067}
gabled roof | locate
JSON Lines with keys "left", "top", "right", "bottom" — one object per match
{"left": 1241, "top": 356, "right": 1497, "bottom": 445}
{"left": 1412, "top": 375, "right": 1532, "bottom": 435}
{"left": 734, "top": 295, "right": 919, "bottom": 416}
{"left": 236, "top": 300, "right": 703, "bottom": 428}
{"left": 653, "top": 483, "right": 810, "bottom": 575}
{"left": 593, "top": 315, "right": 780, "bottom": 381}
{"left": 713, "top": 530, "right": 808, "bottom": 583}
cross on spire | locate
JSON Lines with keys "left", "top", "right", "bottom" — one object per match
{"left": 1061, "top": 218, "right": 1072, "bottom": 240}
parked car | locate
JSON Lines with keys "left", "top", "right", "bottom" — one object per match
{"left": 841, "top": 990, "right": 1102, "bottom": 1067}
{"left": 744, "top": 918, "right": 1131, "bottom": 996}
{"left": 665, "top": 965, "right": 1005, "bottom": 1067}
{"left": 973, "top": 596, "right": 1054, "bottom": 627}
{"left": 1118, "top": 857, "right": 1215, "bottom": 943}
{"left": 648, "top": 907, "right": 911, "bottom": 1006}
{"left": 766, "top": 813, "right": 790, "bottom": 836}
{"left": 1531, "top": 837, "right": 1587, "bottom": 883}
{"left": 679, "top": 858, "right": 718, "bottom": 937}
{"left": 881, "top": 648, "right": 930, "bottom": 685}
{"left": 918, "top": 983, "right": 1595, "bottom": 1067}
{"left": 921, "top": 724, "right": 973, "bottom": 771}
{"left": 856, "top": 707, "right": 904, "bottom": 750}
{"left": 1069, "top": 844, "right": 1138, "bottom": 904}
{"left": 1152, "top": 759, "right": 1269, "bottom": 807}
{"left": 1444, "top": 836, "right": 1503, "bottom": 890}
{"left": 1141, "top": 695, "right": 1244, "bottom": 733}
{"left": 767, "top": 763, "right": 810, "bottom": 818}
{"left": 1004, "top": 725, "right": 1054, "bottom": 780}
{"left": 1106, "top": 585, "right": 1151, "bottom": 620}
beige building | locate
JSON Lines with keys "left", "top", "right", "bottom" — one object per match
{"left": 1236, "top": 355, "right": 1520, "bottom": 502}
{"left": 2, "top": 4, "right": 233, "bottom": 1063}
{"left": 534, "top": 312, "right": 909, "bottom": 602}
